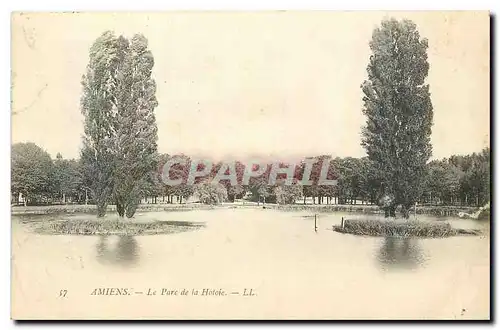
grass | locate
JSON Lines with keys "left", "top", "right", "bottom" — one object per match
{"left": 333, "top": 219, "right": 481, "bottom": 238}
{"left": 31, "top": 219, "right": 205, "bottom": 236}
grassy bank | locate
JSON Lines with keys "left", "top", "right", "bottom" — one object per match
{"left": 11, "top": 203, "right": 215, "bottom": 215}
{"left": 267, "top": 204, "right": 480, "bottom": 217}
{"left": 12, "top": 202, "right": 480, "bottom": 217}
{"left": 333, "top": 219, "right": 482, "bottom": 238}
{"left": 31, "top": 219, "right": 205, "bottom": 236}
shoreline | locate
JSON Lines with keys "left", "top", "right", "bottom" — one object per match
{"left": 11, "top": 202, "right": 481, "bottom": 217}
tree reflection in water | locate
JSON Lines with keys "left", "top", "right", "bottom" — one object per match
{"left": 376, "top": 237, "right": 427, "bottom": 271}
{"left": 95, "top": 235, "right": 140, "bottom": 267}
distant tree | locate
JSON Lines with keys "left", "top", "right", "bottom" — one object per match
{"left": 465, "top": 149, "right": 490, "bottom": 206}
{"left": 165, "top": 154, "right": 194, "bottom": 203}
{"left": 425, "top": 160, "right": 462, "bottom": 205}
{"left": 274, "top": 183, "right": 303, "bottom": 205}
{"left": 361, "top": 18, "right": 433, "bottom": 218}
{"left": 248, "top": 173, "right": 273, "bottom": 204}
{"left": 227, "top": 184, "right": 245, "bottom": 202}
{"left": 359, "top": 157, "right": 380, "bottom": 205}
{"left": 11, "top": 143, "right": 53, "bottom": 206}
{"left": 194, "top": 180, "right": 228, "bottom": 205}
{"left": 53, "top": 154, "right": 83, "bottom": 204}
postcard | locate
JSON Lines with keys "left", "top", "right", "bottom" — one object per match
{"left": 11, "top": 11, "right": 490, "bottom": 320}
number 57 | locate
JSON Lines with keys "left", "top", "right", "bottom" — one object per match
{"left": 59, "top": 290, "right": 67, "bottom": 298}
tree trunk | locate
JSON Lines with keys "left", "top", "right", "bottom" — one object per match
{"left": 303, "top": 196, "right": 306, "bottom": 205}
{"left": 126, "top": 204, "right": 138, "bottom": 218}
{"left": 401, "top": 204, "right": 411, "bottom": 219}
{"left": 385, "top": 204, "right": 397, "bottom": 218}
{"left": 97, "top": 202, "right": 107, "bottom": 218}
{"left": 116, "top": 201, "right": 125, "bottom": 217}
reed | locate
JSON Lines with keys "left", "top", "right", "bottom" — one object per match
{"left": 332, "top": 219, "right": 481, "bottom": 238}
{"left": 32, "top": 219, "right": 205, "bottom": 236}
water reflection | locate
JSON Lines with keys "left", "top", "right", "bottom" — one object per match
{"left": 376, "top": 237, "right": 426, "bottom": 271}
{"left": 96, "top": 235, "right": 140, "bottom": 267}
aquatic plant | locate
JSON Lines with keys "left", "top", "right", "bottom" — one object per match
{"left": 333, "top": 219, "right": 481, "bottom": 238}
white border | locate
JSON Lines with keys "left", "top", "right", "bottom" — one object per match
{"left": 3, "top": 0, "right": 498, "bottom": 329}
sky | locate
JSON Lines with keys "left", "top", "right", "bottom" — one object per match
{"left": 11, "top": 11, "right": 490, "bottom": 161}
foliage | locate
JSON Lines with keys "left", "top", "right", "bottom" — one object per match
{"left": 80, "top": 31, "right": 125, "bottom": 216}
{"left": 194, "top": 180, "right": 228, "bottom": 205}
{"left": 53, "top": 153, "right": 83, "bottom": 203}
{"left": 80, "top": 31, "right": 159, "bottom": 218}
{"left": 112, "top": 34, "right": 159, "bottom": 218}
{"left": 361, "top": 18, "right": 433, "bottom": 218}
{"left": 32, "top": 219, "right": 204, "bottom": 236}
{"left": 334, "top": 219, "right": 460, "bottom": 238}
{"left": 11, "top": 142, "right": 53, "bottom": 205}
{"left": 275, "top": 183, "right": 303, "bottom": 205}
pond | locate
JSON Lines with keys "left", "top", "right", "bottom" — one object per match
{"left": 11, "top": 209, "right": 490, "bottom": 319}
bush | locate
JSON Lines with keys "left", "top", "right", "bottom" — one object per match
{"left": 194, "top": 181, "right": 228, "bottom": 205}
{"left": 275, "top": 184, "right": 303, "bottom": 205}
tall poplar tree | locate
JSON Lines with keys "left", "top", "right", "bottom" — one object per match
{"left": 80, "top": 31, "right": 127, "bottom": 217}
{"left": 113, "top": 34, "right": 159, "bottom": 218}
{"left": 80, "top": 31, "right": 158, "bottom": 218}
{"left": 361, "top": 19, "right": 433, "bottom": 218}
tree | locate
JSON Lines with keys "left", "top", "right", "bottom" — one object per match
{"left": 274, "top": 183, "right": 303, "bottom": 205}
{"left": 361, "top": 18, "right": 433, "bottom": 218}
{"left": 81, "top": 31, "right": 159, "bottom": 218}
{"left": 11, "top": 143, "right": 53, "bottom": 206}
{"left": 53, "top": 154, "right": 83, "bottom": 204}
{"left": 80, "top": 31, "right": 127, "bottom": 217}
{"left": 164, "top": 154, "right": 195, "bottom": 204}
{"left": 465, "top": 149, "right": 490, "bottom": 207}
{"left": 194, "top": 180, "right": 228, "bottom": 205}
{"left": 113, "top": 34, "right": 159, "bottom": 218}
{"left": 248, "top": 174, "right": 272, "bottom": 205}
{"left": 425, "top": 160, "right": 462, "bottom": 205}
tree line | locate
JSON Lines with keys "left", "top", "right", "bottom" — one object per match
{"left": 11, "top": 143, "right": 490, "bottom": 209}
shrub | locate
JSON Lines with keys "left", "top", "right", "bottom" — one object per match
{"left": 194, "top": 181, "right": 228, "bottom": 205}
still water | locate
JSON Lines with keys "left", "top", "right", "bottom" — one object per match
{"left": 11, "top": 209, "right": 490, "bottom": 319}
